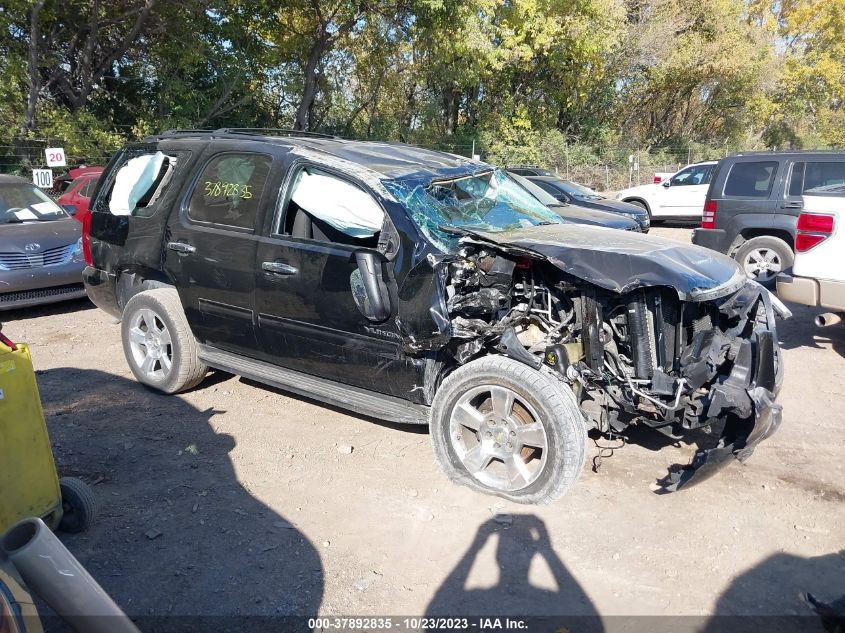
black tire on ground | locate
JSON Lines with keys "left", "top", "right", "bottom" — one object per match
{"left": 733, "top": 236, "right": 794, "bottom": 289}
{"left": 121, "top": 288, "right": 208, "bottom": 394}
{"left": 430, "top": 356, "right": 587, "bottom": 504}
{"left": 58, "top": 477, "right": 97, "bottom": 533}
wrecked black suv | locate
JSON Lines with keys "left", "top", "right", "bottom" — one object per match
{"left": 83, "top": 130, "right": 787, "bottom": 503}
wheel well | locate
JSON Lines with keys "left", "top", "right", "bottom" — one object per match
{"left": 736, "top": 229, "right": 794, "bottom": 251}
{"left": 622, "top": 197, "right": 650, "bottom": 214}
{"left": 115, "top": 270, "right": 175, "bottom": 311}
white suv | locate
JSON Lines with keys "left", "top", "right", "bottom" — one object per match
{"left": 777, "top": 186, "right": 845, "bottom": 326}
{"left": 616, "top": 161, "right": 718, "bottom": 220}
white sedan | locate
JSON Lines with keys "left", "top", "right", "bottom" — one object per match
{"left": 616, "top": 161, "right": 718, "bottom": 220}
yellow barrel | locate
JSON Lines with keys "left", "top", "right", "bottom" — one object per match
{"left": 0, "top": 340, "right": 62, "bottom": 534}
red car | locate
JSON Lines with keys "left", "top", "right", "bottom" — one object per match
{"left": 57, "top": 168, "right": 103, "bottom": 223}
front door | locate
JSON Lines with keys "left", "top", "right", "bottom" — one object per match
{"left": 253, "top": 161, "right": 418, "bottom": 397}
{"left": 165, "top": 149, "right": 278, "bottom": 355}
{"left": 658, "top": 163, "right": 715, "bottom": 216}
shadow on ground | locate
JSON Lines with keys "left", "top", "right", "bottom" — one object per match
{"left": 777, "top": 303, "right": 845, "bottom": 355}
{"left": 426, "top": 515, "right": 602, "bottom": 631}
{"left": 36, "top": 368, "right": 323, "bottom": 630}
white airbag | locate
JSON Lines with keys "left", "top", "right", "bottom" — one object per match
{"left": 108, "top": 152, "right": 166, "bottom": 215}
{"left": 291, "top": 170, "right": 383, "bottom": 237}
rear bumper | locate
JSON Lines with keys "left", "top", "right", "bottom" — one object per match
{"left": 777, "top": 273, "right": 845, "bottom": 312}
{"left": 0, "top": 262, "right": 87, "bottom": 311}
{"left": 82, "top": 266, "right": 121, "bottom": 319}
{"left": 691, "top": 228, "right": 730, "bottom": 253}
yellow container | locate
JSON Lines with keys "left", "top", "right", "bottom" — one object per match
{"left": 0, "top": 340, "right": 63, "bottom": 534}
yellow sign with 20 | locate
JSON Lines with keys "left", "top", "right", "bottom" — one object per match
{"left": 204, "top": 181, "right": 253, "bottom": 199}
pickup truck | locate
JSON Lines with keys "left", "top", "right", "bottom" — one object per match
{"left": 777, "top": 186, "right": 845, "bottom": 327}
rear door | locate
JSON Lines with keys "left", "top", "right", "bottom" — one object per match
{"left": 713, "top": 158, "right": 785, "bottom": 232}
{"left": 163, "top": 143, "right": 282, "bottom": 355}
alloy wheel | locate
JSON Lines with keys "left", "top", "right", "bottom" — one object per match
{"left": 449, "top": 385, "right": 548, "bottom": 491}
{"left": 742, "top": 248, "right": 782, "bottom": 283}
{"left": 127, "top": 308, "right": 173, "bottom": 380}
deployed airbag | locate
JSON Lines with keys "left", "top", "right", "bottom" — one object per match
{"left": 291, "top": 170, "right": 383, "bottom": 237}
{"left": 108, "top": 152, "right": 166, "bottom": 216}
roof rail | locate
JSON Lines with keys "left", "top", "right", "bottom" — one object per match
{"left": 157, "top": 129, "right": 215, "bottom": 136}
{"left": 214, "top": 128, "right": 339, "bottom": 139}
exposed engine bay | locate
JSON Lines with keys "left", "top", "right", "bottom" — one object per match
{"left": 437, "top": 239, "right": 786, "bottom": 491}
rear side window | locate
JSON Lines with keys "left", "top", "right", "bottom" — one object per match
{"left": 187, "top": 153, "right": 272, "bottom": 230}
{"left": 723, "top": 161, "right": 779, "bottom": 198}
{"left": 803, "top": 161, "right": 845, "bottom": 195}
{"left": 103, "top": 151, "right": 179, "bottom": 218}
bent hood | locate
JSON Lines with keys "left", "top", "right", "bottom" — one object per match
{"left": 464, "top": 223, "right": 746, "bottom": 301}
{"left": 552, "top": 204, "right": 638, "bottom": 230}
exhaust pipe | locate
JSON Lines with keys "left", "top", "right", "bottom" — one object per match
{"left": 815, "top": 312, "right": 843, "bottom": 327}
{"left": 2, "top": 518, "right": 140, "bottom": 633}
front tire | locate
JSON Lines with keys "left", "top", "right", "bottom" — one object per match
{"left": 430, "top": 356, "right": 587, "bottom": 504}
{"left": 121, "top": 289, "right": 207, "bottom": 394}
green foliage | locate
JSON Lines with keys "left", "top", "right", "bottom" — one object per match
{"left": 0, "top": 0, "right": 842, "bottom": 169}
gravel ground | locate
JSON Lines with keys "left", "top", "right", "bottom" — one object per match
{"left": 3, "top": 224, "right": 844, "bottom": 630}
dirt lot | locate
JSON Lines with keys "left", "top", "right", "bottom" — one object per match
{"left": 3, "top": 225, "right": 844, "bottom": 630}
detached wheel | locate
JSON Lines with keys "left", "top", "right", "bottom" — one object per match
{"left": 430, "top": 356, "right": 587, "bottom": 504}
{"left": 734, "top": 236, "right": 793, "bottom": 288}
{"left": 58, "top": 477, "right": 97, "bottom": 533}
{"left": 121, "top": 288, "right": 207, "bottom": 394}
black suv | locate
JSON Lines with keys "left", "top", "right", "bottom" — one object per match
{"left": 83, "top": 130, "right": 785, "bottom": 503}
{"left": 692, "top": 151, "right": 845, "bottom": 287}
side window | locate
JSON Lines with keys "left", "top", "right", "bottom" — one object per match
{"left": 723, "top": 161, "right": 779, "bottom": 197}
{"left": 81, "top": 178, "right": 98, "bottom": 198}
{"left": 788, "top": 162, "right": 805, "bottom": 197}
{"left": 535, "top": 181, "right": 565, "bottom": 199}
{"left": 803, "top": 161, "right": 845, "bottom": 193}
{"left": 106, "top": 151, "right": 178, "bottom": 218}
{"left": 671, "top": 165, "right": 711, "bottom": 186}
{"left": 279, "top": 166, "right": 384, "bottom": 248}
{"left": 67, "top": 176, "right": 87, "bottom": 195}
{"left": 187, "top": 153, "right": 272, "bottom": 230}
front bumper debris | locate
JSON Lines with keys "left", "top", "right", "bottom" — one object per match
{"left": 656, "top": 283, "right": 785, "bottom": 493}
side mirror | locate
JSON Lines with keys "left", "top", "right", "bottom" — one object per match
{"left": 661, "top": 180, "right": 671, "bottom": 188}
{"left": 61, "top": 204, "right": 77, "bottom": 215}
{"left": 351, "top": 250, "right": 391, "bottom": 322}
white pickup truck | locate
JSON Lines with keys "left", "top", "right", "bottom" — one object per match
{"left": 776, "top": 185, "right": 845, "bottom": 327}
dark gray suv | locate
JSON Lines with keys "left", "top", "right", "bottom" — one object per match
{"left": 692, "top": 151, "right": 845, "bottom": 287}
{"left": 0, "top": 175, "right": 86, "bottom": 310}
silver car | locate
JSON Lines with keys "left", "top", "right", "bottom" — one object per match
{"left": 0, "top": 175, "right": 87, "bottom": 311}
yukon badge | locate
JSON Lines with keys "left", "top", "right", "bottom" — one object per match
{"left": 24, "top": 243, "right": 41, "bottom": 252}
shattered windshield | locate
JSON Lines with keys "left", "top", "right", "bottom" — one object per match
{"left": 0, "top": 184, "right": 67, "bottom": 223}
{"left": 386, "top": 169, "right": 562, "bottom": 251}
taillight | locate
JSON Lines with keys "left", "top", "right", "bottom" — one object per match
{"left": 795, "top": 212, "right": 835, "bottom": 252}
{"left": 82, "top": 211, "right": 93, "bottom": 266}
{"left": 653, "top": 176, "right": 662, "bottom": 183}
{"left": 701, "top": 200, "right": 717, "bottom": 229}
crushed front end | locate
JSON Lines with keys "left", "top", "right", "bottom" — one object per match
{"left": 433, "top": 237, "right": 786, "bottom": 491}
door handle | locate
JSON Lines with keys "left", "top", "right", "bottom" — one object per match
{"left": 782, "top": 201, "right": 803, "bottom": 209}
{"left": 262, "top": 261, "right": 298, "bottom": 275}
{"left": 167, "top": 241, "right": 196, "bottom": 254}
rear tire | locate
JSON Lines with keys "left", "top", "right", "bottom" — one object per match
{"left": 733, "top": 236, "right": 793, "bottom": 288}
{"left": 430, "top": 356, "right": 587, "bottom": 504}
{"left": 121, "top": 289, "right": 207, "bottom": 394}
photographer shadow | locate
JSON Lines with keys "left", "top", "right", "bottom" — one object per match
{"left": 425, "top": 515, "right": 602, "bottom": 632}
